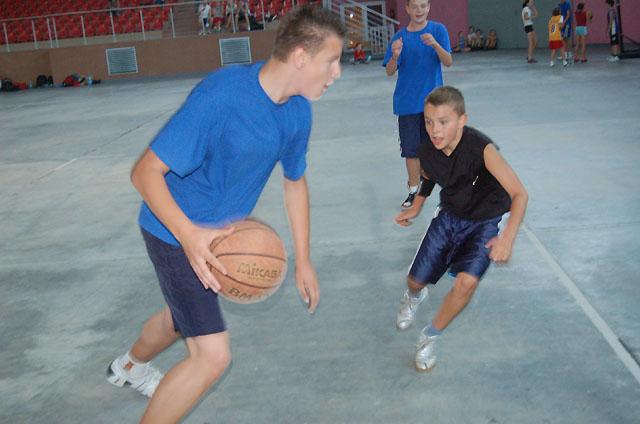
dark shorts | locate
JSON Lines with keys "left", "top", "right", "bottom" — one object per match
{"left": 409, "top": 209, "right": 502, "bottom": 285}
{"left": 524, "top": 25, "right": 534, "bottom": 33}
{"left": 398, "top": 113, "right": 427, "bottom": 158}
{"left": 142, "top": 228, "right": 225, "bottom": 338}
{"left": 610, "top": 33, "right": 619, "bottom": 45}
{"left": 561, "top": 24, "right": 572, "bottom": 39}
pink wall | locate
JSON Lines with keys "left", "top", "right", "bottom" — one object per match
{"left": 583, "top": 0, "right": 640, "bottom": 45}
{"left": 388, "top": 0, "right": 467, "bottom": 45}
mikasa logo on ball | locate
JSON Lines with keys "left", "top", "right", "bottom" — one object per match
{"left": 236, "top": 262, "right": 282, "bottom": 280}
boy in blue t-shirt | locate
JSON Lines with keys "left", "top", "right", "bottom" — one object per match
{"left": 559, "top": 0, "right": 573, "bottom": 62}
{"left": 383, "top": 0, "right": 452, "bottom": 209}
{"left": 106, "top": 6, "right": 345, "bottom": 422}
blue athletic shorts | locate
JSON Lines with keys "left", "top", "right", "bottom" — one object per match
{"left": 398, "top": 113, "right": 427, "bottom": 158}
{"left": 142, "top": 228, "right": 226, "bottom": 337}
{"left": 561, "top": 24, "right": 572, "bottom": 39}
{"left": 409, "top": 209, "right": 502, "bottom": 285}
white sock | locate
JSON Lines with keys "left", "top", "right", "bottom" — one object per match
{"left": 120, "top": 351, "right": 149, "bottom": 369}
{"left": 409, "top": 185, "right": 419, "bottom": 194}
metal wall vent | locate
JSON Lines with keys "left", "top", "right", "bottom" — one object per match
{"left": 105, "top": 47, "right": 139, "bottom": 75}
{"left": 219, "top": 37, "right": 252, "bottom": 66}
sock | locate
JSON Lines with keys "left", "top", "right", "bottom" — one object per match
{"left": 426, "top": 323, "right": 443, "bottom": 337}
{"left": 409, "top": 185, "right": 419, "bottom": 194}
{"left": 408, "top": 288, "right": 422, "bottom": 300}
{"left": 120, "top": 351, "right": 149, "bottom": 371}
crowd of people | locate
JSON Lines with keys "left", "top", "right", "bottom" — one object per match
{"left": 196, "top": 0, "right": 284, "bottom": 34}
{"left": 522, "top": 0, "right": 622, "bottom": 66}
{"left": 453, "top": 26, "right": 498, "bottom": 53}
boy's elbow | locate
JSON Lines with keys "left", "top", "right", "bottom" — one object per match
{"left": 130, "top": 166, "right": 142, "bottom": 191}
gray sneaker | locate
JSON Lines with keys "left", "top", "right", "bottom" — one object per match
{"left": 396, "top": 288, "right": 428, "bottom": 330}
{"left": 415, "top": 331, "right": 439, "bottom": 372}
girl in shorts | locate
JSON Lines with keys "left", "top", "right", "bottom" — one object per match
{"left": 522, "top": 0, "right": 538, "bottom": 63}
{"left": 573, "top": 3, "right": 592, "bottom": 62}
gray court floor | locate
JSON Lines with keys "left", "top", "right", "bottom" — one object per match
{"left": 1, "top": 47, "right": 640, "bottom": 423}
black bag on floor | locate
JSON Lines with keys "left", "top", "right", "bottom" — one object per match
{"left": 1, "top": 78, "right": 14, "bottom": 92}
{"left": 36, "top": 74, "right": 48, "bottom": 88}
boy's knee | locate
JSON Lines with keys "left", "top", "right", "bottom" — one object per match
{"left": 453, "top": 274, "right": 478, "bottom": 298}
{"left": 407, "top": 275, "right": 425, "bottom": 292}
{"left": 191, "top": 335, "right": 232, "bottom": 378}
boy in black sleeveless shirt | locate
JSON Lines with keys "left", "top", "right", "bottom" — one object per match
{"left": 394, "top": 86, "right": 528, "bottom": 371}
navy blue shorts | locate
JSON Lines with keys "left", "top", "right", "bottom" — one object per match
{"left": 409, "top": 210, "right": 502, "bottom": 285}
{"left": 398, "top": 113, "right": 427, "bottom": 158}
{"left": 142, "top": 228, "right": 226, "bottom": 337}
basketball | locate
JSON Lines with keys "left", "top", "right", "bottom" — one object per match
{"left": 209, "top": 219, "right": 287, "bottom": 304}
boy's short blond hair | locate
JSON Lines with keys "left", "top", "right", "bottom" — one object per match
{"left": 273, "top": 6, "right": 345, "bottom": 61}
{"left": 425, "top": 86, "right": 466, "bottom": 116}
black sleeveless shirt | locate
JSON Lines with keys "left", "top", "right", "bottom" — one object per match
{"left": 418, "top": 126, "right": 511, "bottom": 221}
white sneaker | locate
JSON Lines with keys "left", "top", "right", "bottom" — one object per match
{"left": 550, "top": 61, "right": 555, "bottom": 67}
{"left": 396, "top": 287, "right": 428, "bottom": 330}
{"left": 563, "top": 59, "right": 568, "bottom": 67}
{"left": 415, "top": 331, "right": 439, "bottom": 372}
{"left": 106, "top": 355, "right": 164, "bottom": 398}
{"left": 607, "top": 55, "right": 620, "bottom": 62}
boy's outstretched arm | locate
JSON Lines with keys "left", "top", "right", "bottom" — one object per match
{"left": 283, "top": 176, "right": 319, "bottom": 313}
{"left": 483, "top": 144, "right": 529, "bottom": 262}
{"left": 394, "top": 176, "right": 433, "bottom": 226}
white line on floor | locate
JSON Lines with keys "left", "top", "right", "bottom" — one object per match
{"left": 37, "top": 158, "right": 77, "bottom": 180}
{"left": 523, "top": 224, "right": 640, "bottom": 385}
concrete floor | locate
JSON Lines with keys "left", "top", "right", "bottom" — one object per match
{"left": 1, "top": 47, "right": 639, "bottom": 423}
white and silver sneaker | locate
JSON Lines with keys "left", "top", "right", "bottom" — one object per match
{"left": 415, "top": 331, "right": 439, "bottom": 372}
{"left": 106, "top": 355, "right": 164, "bottom": 398}
{"left": 396, "top": 288, "right": 428, "bottom": 330}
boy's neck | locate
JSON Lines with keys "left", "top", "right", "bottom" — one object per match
{"left": 259, "top": 59, "right": 294, "bottom": 104}
{"left": 407, "top": 20, "right": 428, "bottom": 32}
{"left": 442, "top": 127, "right": 465, "bottom": 156}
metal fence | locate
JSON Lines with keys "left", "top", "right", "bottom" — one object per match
{"left": 0, "top": 0, "right": 306, "bottom": 52}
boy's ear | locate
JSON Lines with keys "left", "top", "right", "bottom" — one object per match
{"left": 458, "top": 113, "right": 468, "bottom": 128}
{"left": 292, "top": 46, "right": 308, "bottom": 69}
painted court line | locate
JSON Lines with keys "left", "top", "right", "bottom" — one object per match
{"left": 523, "top": 224, "right": 640, "bottom": 385}
{"left": 37, "top": 158, "right": 78, "bottom": 180}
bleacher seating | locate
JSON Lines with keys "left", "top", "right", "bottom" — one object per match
{"left": 0, "top": 0, "right": 170, "bottom": 44}
{"left": 0, "top": 0, "right": 322, "bottom": 46}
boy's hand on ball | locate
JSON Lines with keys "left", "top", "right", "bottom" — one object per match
{"left": 295, "top": 260, "right": 319, "bottom": 313}
{"left": 181, "top": 224, "right": 235, "bottom": 292}
{"left": 485, "top": 235, "right": 512, "bottom": 263}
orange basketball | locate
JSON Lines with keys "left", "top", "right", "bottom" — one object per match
{"left": 209, "top": 219, "right": 287, "bottom": 304}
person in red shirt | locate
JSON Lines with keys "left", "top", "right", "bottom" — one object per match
{"left": 351, "top": 42, "right": 371, "bottom": 64}
{"left": 573, "top": 2, "right": 593, "bottom": 62}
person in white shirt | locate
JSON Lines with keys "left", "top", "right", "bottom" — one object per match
{"left": 197, "top": 1, "right": 212, "bottom": 35}
{"left": 522, "top": 0, "right": 538, "bottom": 63}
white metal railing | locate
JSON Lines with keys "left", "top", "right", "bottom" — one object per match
{"left": 325, "top": 0, "right": 398, "bottom": 57}
{"left": 0, "top": 0, "right": 307, "bottom": 52}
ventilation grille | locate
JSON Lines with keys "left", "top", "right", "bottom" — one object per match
{"left": 105, "top": 47, "right": 139, "bottom": 75}
{"left": 219, "top": 37, "right": 252, "bottom": 66}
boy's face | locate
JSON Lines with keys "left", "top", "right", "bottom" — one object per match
{"left": 297, "top": 34, "right": 343, "bottom": 100}
{"left": 406, "top": 0, "right": 430, "bottom": 25}
{"left": 424, "top": 103, "right": 467, "bottom": 155}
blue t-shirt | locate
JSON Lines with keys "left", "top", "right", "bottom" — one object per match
{"left": 139, "top": 62, "right": 311, "bottom": 245}
{"left": 560, "top": 0, "right": 572, "bottom": 26}
{"left": 382, "top": 21, "right": 451, "bottom": 116}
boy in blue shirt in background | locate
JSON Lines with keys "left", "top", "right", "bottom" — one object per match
{"left": 106, "top": 6, "right": 345, "bottom": 423}
{"left": 383, "top": 0, "right": 452, "bottom": 209}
